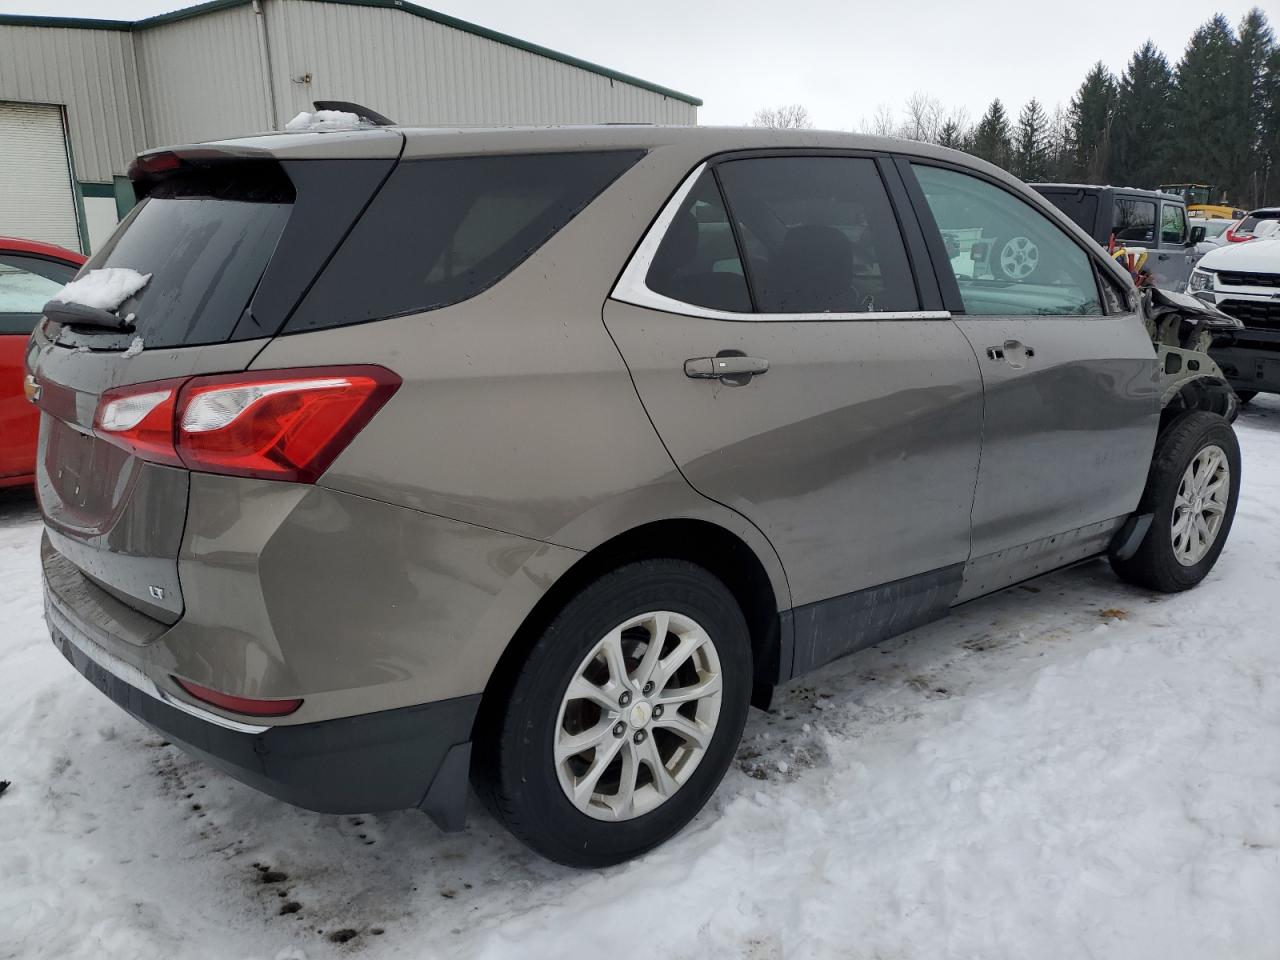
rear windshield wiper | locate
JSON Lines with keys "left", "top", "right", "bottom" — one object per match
{"left": 42, "top": 301, "right": 135, "bottom": 332}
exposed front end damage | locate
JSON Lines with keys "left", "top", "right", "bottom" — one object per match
{"left": 1143, "top": 287, "right": 1243, "bottom": 422}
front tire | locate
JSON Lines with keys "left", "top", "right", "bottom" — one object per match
{"left": 1111, "top": 411, "right": 1240, "bottom": 592}
{"left": 474, "top": 559, "right": 752, "bottom": 867}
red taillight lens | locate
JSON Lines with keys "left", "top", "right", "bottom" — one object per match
{"left": 95, "top": 378, "right": 185, "bottom": 466}
{"left": 173, "top": 677, "right": 303, "bottom": 717}
{"left": 93, "top": 366, "right": 400, "bottom": 482}
{"left": 176, "top": 367, "right": 400, "bottom": 482}
{"left": 138, "top": 151, "right": 183, "bottom": 174}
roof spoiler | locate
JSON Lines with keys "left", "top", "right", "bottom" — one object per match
{"left": 313, "top": 100, "right": 395, "bottom": 126}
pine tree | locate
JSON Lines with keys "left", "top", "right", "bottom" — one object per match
{"left": 1232, "top": 9, "right": 1276, "bottom": 206}
{"left": 1111, "top": 41, "right": 1175, "bottom": 189}
{"left": 1068, "top": 62, "right": 1118, "bottom": 181}
{"left": 971, "top": 99, "right": 1013, "bottom": 169}
{"left": 1012, "top": 98, "right": 1050, "bottom": 181}
{"left": 1173, "top": 16, "right": 1238, "bottom": 196}
{"left": 1262, "top": 42, "right": 1280, "bottom": 204}
{"left": 937, "top": 118, "right": 965, "bottom": 150}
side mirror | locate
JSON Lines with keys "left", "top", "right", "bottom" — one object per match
{"left": 1189, "top": 225, "right": 1206, "bottom": 245}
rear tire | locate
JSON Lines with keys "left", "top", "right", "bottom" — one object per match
{"left": 1111, "top": 411, "right": 1240, "bottom": 592}
{"left": 474, "top": 559, "right": 752, "bottom": 867}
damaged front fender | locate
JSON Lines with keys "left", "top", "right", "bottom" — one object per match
{"left": 1143, "top": 287, "right": 1243, "bottom": 420}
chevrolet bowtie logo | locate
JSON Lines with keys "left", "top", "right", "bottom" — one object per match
{"left": 23, "top": 375, "right": 41, "bottom": 403}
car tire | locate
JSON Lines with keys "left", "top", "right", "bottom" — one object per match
{"left": 1111, "top": 411, "right": 1240, "bottom": 593}
{"left": 473, "top": 559, "right": 752, "bottom": 867}
{"left": 1235, "top": 390, "right": 1257, "bottom": 405}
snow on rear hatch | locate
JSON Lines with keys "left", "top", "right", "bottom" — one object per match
{"left": 284, "top": 110, "right": 366, "bottom": 132}
{"left": 50, "top": 268, "right": 150, "bottom": 312}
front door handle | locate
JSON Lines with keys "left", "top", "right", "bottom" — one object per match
{"left": 685, "top": 354, "right": 769, "bottom": 385}
{"left": 986, "top": 340, "right": 1035, "bottom": 368}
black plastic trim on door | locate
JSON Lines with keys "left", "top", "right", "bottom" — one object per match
{"left": 893, "top": 156, "right": 966, "bottom": 315}
{"left": 876, "top": 157, "right": 943, "bottom": 313}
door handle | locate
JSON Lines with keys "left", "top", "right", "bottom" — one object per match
{"left": 1157, "top": 253, "right": 1170, "bottom": 261}
{"left": 684, "top": 354, "right": 769, "bottom": 385}
{"left": 986, "top": 340, "right": 1035, "bottom": 367}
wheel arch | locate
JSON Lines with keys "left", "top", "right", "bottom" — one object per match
{"left": 475, "top": 517, "right": 789, "bottom": 744}
{"left": 1160, "top": 374, "right": 1237, "bottom": 431}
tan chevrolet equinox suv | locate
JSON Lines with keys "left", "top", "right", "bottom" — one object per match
{"left": 30, "top": 118, "right": 1242, "bottom": 866}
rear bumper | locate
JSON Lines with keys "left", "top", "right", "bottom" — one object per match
{"left": 49, "top": 610, "right": 480, "bottom": 829}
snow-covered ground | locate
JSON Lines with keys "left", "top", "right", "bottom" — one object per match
{"left": 4, "top": 401, "right": 1280, "bottom": 960}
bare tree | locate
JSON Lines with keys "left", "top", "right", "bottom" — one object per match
{"left": 857, "top": 104, "right": 898, "bottom": 137}
{"left": 751, "top": 104, "right": 814, "bottom": 129}
{"left": 900, "top": 92, "right": 946, "bottom": 143}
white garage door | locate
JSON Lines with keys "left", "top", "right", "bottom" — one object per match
{"left": 0, "top": 102, "right": 81, "bottom": 253}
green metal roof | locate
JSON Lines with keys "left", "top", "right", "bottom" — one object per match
{"left": 0, "top": 0, "right": 702, "bottom": 106}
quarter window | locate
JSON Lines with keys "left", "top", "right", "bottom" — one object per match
{"left": 1112, "top": 198, "right": 1157, "bottom": 245}
{"left": 290, "top": 151, "right": 644, "bottom": 331}
{"left": 1160, "top": 204, "right": 1187, "bottom": 245}
{"left": 912, "top": 164, "right": 1102, "bottom": 317}
{"left": 715, "top": 157, "right": 919, "bottom": 313}
{"left": 645, "top": 170, "right": 752, "bottom": 313}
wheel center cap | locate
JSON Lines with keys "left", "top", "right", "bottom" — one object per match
{"left": 628, "top": 701, "right": 652, "bottom": 728}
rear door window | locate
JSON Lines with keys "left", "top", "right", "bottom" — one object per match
{"left": 288, "top": 151, "right": 643, "bottom": 332}
{"left": 71, "top": 165, "right": 293, "bottom": 348}
{"left": 715, "top": 156, "right": 919, "bottom": 313}
{"left": 911, "top": 164, "right": 1102, "bottom": 317}
{"left": 1112, "top": 198, "right": 1157, "bottom": 245}
{"left": 0, "top": 254, "right": 78, "bottom": 334}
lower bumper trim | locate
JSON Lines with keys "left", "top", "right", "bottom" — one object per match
{"left": 51, "top": 623, "right": 481, "bottom": 827}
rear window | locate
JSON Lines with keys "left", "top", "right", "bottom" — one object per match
{"left": 1236, "top": 212, "right": 1280, "bottom": 234}
{"left": 286, "top": 150, "right": 643, "bottom": 332}
{"left": 70, "top": 165, "right": 293, "bottom": 349}
{"left": 1037, "top": 191, "right": 1100, "bottom": 237}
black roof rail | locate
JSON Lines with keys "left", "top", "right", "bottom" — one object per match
{"left": 312, "top": 100, "right": 395, "bottom": 126}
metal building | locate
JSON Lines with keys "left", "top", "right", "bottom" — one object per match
{"left": 0, "top": 0, "right": 700, "bottom": 254}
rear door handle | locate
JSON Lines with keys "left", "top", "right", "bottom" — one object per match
{"left": 685, "top": 354, "right": 769, "bottom": 384}
{"left": 986, "top": 340, "right": 1035, "bottom": 368}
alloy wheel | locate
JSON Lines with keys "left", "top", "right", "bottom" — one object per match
{"left": 554, "top": 610, "right": 723, "bottom": 821}
{"left": 1171, "top": 443, "right": 1230, "bottom": 566}
{"left": 998, "top": 236, "right": 1039, "bottom": 279}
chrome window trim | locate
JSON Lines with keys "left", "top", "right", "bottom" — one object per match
{"left": 51, "top": 610, "right": 271, "bottom": 734}
{"left": 610, "top": 161, "right": 952, "bottom": 323}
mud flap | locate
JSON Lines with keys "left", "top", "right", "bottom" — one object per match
{"left": 418, "top": 741, "right": 472, "bottom": 832}
{"left": 1109, "top": 513, "right": 1154, "bottom": 561}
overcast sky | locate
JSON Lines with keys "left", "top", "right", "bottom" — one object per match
{"left": 1, "top": 0, "right": 1262, "bottom": 128}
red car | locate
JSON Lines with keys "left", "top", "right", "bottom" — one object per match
{"left": 0, "top": 238, "right": 85, "bottom": 487}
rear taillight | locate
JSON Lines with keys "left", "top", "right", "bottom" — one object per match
{"left": 96, "top": 379, "right": 185, "bottom": 467}
{"left": 173, "top": 677, "right": 303, "bottom": 717}
{"left": 94, "top": 365, "right": 400, "bottom": 482}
